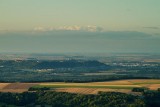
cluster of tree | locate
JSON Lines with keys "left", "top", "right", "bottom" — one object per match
{"left": 143, "top": 90, "right": 160, "bottom": 107}
{"left": 0, "top": 60, "right": 109, "bottom": 69}
{"left": 28, "top": 87, "right": 50, "bottom": 91}
{"left": 34, "top": 60, "right": 109, "bottom": 69}
{"left": 132, "top": 87, "right": 148, "bottom": 92}
{"left": 0, "top": 73, "right": 153, "bottom": 83}
{"left": 1, "top": 90, "right": 160, "bottom": 107}
{"left": 0, "top": 92, "right": 37, "bottom": 106}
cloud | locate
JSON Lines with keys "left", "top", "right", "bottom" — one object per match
{"left": 1, "top": 28, "right": 155, "bottom": 41}
{"left": 81, "top": 26, "right": 103, "bottom": 32}
{"left": 33, "top": 25, "right": 103, "bottom": 32}
{"left": 34, "top": 27, "right": 47, "bottom": 32}
{"left": 143, "top": 26, "right": 159, "bottom": 30}
{"left": 57, "top": 26, "right": 81, "bottom": 31}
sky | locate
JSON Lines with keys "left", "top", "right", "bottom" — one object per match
{"left": 0, "top": 0, "right": 160, "bottom": 54}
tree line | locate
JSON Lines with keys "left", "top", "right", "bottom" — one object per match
{"left": 0, "top": 90, "right": 160, "bottom": 107}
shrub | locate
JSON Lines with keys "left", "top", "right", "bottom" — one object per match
{"left": 132, "top": 87, "right": 148, "bottom": 92}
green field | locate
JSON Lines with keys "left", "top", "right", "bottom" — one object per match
{"left": 33, "top": 85, "right": 136, "bottom": 89}
{"left": 31, "top": 79, "right": 160, "bottom": 91}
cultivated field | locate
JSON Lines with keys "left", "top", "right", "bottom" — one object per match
{"left": 0, "top": 83, "right": 38, "bottom": 93}
{"left": 0, "top": 83, "right": 10, "bottom": 89}
{"left": 0, "top": 79, "right": 160, "bottom": 94}
{"left": 54, "top": 88, "right": 135, "bottom": 95}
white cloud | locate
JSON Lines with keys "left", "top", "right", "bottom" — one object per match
{"left": 57, "top": 26, "right": 81, "bottom": 31}
{"left": 34, "top": 27, "right": 47, "bottom": 32}
{"left": 81, "top": 26, "right": 103, "bottom": 32}
{"left": 33, "top": 25, "right": 103, "bottom": 32}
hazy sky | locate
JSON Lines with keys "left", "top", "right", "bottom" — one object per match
{"left": 0, "top": 0, "right": 160, "bottom": 53}
{"left": 1, "top": 0, "right": 160, "bottom": 32}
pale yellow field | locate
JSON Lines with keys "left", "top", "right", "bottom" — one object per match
{"left": 54, "top": 88, "right": 134, "bottom": 95}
